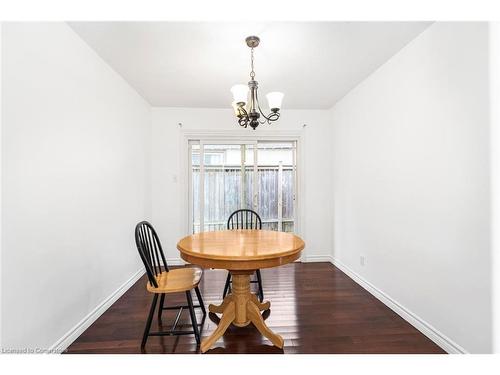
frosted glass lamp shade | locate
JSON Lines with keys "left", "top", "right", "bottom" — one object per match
{"left": 266, "top": 92, "right": 284, "bottom": 110}
{"left": 231, "top": 84, "right": 249, "bottom": 104}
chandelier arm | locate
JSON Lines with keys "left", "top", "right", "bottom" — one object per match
{"left": 255, "top": 90, "right": 280, "bottom": 123}
{"left": 238, "top": 104, "right": 250, "bottom": 128}
{"left": 238, "top": 105, "right": 249, "bottom": 118}
{"left": 238, "top": 116, "right": 249, "bottom": 128}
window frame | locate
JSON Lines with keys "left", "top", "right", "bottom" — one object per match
{"left": 180, "top": 130, "right": 303, "bottom": 243}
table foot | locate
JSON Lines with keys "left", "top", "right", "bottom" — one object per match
{"left": 250, "top": 293, "right": 270, "bottom": 311}
{"left": 208, "top": 295, "right": 233, "bottom": 314}
{"left": 200, "top": 301, "right": 235, "bottom": 353}
{"left": 247, "top": 300, "right": 284, "bottom": 349}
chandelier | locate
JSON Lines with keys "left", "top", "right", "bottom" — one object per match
{"left": 231, "top": 36, "right": 284, "bottom": 130}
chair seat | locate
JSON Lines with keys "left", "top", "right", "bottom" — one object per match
{"left": 147, "top": 267, "right": 202, "bottom": 294}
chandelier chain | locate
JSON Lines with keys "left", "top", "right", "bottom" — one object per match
{"left": 250, "top": 47, "right": 255, "bottom": 79}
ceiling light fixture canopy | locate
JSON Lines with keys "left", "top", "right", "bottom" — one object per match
{"left": 231, "top": 36, "right": 283, "bottom": 130}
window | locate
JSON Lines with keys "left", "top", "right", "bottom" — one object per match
{"left": 189, "top": 140, "right": 297, "bottom": 234}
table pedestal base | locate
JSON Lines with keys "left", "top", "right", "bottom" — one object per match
{"left": 201, "top": 271, "right": 283, "bottom": 353}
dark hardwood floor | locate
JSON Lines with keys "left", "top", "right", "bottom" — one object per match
{"left": 66, "top": 262, "right": 445, "bottom": 354}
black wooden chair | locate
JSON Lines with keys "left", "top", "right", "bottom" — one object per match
{"left": 223, "top": 209, "right": 264, "bottom": 302}
{"left": 135, "top": 221, "right": 206, "bottom": 348}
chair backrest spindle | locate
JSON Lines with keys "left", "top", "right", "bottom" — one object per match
{"left": 135, "top": 221, "right": 168, "bottom": 288}
{"left": 227, "top": 209, "right": 262, "bottom": 230}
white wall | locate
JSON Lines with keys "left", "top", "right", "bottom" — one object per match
{"left": 330, "top": 22, "right": 491, "bottom": 353}
{"left": 490, "top": 22, "right": 500, "bottom": 354}
{"left": 151, "top": 107, "right": 332, "bottom": 263}
{"left": 1, "top": 23, "right": 151, "bottom": 350}
{"left": 0, "top": 22, "right": 3, "bottom": 349}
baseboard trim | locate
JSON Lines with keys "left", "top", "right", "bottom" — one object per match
{"left": 302, "top": 254, "right": 333, "bottom": 263}
{"left": 48, "top": 255, "right": 466, "bottom": 353}
{"left": 167, "top": 257, "right": 186, "bottom": 266}
{"left": 331, "top": 256, "right": 467, "bottom": 354}
{"left": 49, "top": 268, "right": 145, "bottom": 353}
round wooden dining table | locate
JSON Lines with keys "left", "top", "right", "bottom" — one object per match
{"left": 177, "top": 229, "right": 305, "bottom": 353}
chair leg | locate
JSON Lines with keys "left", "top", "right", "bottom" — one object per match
{"left": 194, "top": 286, "right": 207, "bottom": 316}
{"left": 222, "top": 272, "right": 231, "bottom": 299}
{"left": 157, "top": 294, "right": 165, "bottom": 321}
{"left": 186, "top": 290, "right": 201, "bottom": 345}
{"left": 256, "top": 269, "right": 264, "bottom": 302}
{"left": 141, "top": 294, "right": 158, "bottom": 348}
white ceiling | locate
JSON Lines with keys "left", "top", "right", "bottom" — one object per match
{"left": 69, "top": 22, "right": 432, "bottom": 109}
